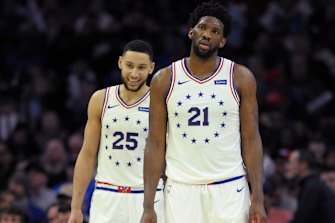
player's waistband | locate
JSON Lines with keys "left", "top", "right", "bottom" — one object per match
{"left": 207, "top": 175, "right": 244, "bottom": 185}
{"left": 95, "top": 181, "right": 162, "bottom": 194}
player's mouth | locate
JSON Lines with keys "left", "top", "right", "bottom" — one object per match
{"left": 199, "top": 40, "right": 210, "bottom": 50}
{"left": 128, "top": 79, "right": 140, "bottom": 86}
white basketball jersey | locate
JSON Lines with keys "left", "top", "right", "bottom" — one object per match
{"left": 165, "top": 57, "right": 246, "bottom": 184}
{"left": 95, "top": 85, "right": 150, "bottom": 187}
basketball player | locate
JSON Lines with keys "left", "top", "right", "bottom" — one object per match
{"left": 140, "top": 1, "right": 266, "bottom": 223}
{"left": 68, "top": 40, "right": 164, "bottom": 223}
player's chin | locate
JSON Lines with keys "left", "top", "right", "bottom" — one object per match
{"left": 126, "top": 84, "right": 140, "bottom": 92}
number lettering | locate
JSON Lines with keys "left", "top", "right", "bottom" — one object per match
{"left": 188, "top": 107, "right": 209, "bottom": 126}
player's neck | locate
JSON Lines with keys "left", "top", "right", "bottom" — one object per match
{"left": 119, "top": 84, "right": 149, "bottom": 105}
{"left": 186, "top": 54, "right": 220, "bottom": 79}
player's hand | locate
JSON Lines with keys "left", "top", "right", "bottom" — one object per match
{"left": 140, "top": 208, "right": 157, "bottom": 223}
{"left": 67, "top": 209, "right": 84, "bottom": 223}
{"left": 248, "top": 201, "right": 267, "bottom": 223}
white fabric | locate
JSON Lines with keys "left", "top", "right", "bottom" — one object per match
{"left": 166, "top": 58, "right": 245, "bottom": 184}
{"left": 95, "top": 85, "right": 150, "bottom": 187}
{"left": 90, "top": 187, "right": 164, "bottom": 223}
{"left": 164, "top": 177, "right": 250, "bottom": 223}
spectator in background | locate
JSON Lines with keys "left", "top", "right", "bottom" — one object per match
{"left": 0, "top": 99, "right": 20, "bottom": 142}
{"left": 320, "top": 166, "right": 335, "bottom": 194}
{"left": 326, "top": 149, "right": 335, "bottom": 168}
{"left": 0, "top": 142, "right": 15, "bottom": 191}
{"left": 0, "top": 205, "right": 29, "bottom": 223}
{"left": 6, "top": 122, "right": 39, "bottom": 162}
{"left": 46, "top": 203, "right": 59, "bottom": 223}
{"left": 56, "top": 183, "right": 72, "bottom": 206}
{"left": 66, "top": 131, "right": 83, "bottom": 163}
{"left": 42, "top": 138, "right": 68, "bottom": 188}
{"left": 25, "top": 161, "right": 57, "bottom": 211}
{"left": 35, "top": 111, "right": 67, "bottom": 151}
{"left": 57, "top": 203, "right": 72, "bottom": 223}
{"left": 263, "top": 177, "right": 293, "bottom": 223}
{"left": 0, "top": 191, "right": 15, "bottom": 209}
{"left": 288, "top": 150, "right": 335, "bottom": 223}
{"left": 307, "top": 138, "right": 327, "bottom": 165}
{"left": 7, "top": 173, "right": 46, "bottom": 223}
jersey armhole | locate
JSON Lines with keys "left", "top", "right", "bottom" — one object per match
{"left": 229, "top": 62, "right": 240, "bottom": 105}
{"left": 165, "top": 63, "right": 176, "bottom": 104}
{"left": 101, "top": 87, "right": 110, "bottom": 120}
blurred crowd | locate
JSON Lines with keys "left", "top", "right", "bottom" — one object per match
{"left": 0, "top": 0, "right": 335, "bottom": 222}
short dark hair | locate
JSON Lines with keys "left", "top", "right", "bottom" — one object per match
{"left": 0, "top": 205, "right": 29, "bottom": 223}
{"left": 298, "top": 150, "right": 317, "bottom": 169}
{"left": 122, "top": 39, "right": 154, "bottom": 61}
{"left": 188, "top": 1, "right": 232, "bottom": 37}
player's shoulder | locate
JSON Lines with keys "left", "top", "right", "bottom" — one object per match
{"left": 92, "top": 88, "right": 106, "bottom": 99}
{"left": 151, "top": 65, "right": 171, "bottom": 85}
{"left": 233, "top": 63, "right": 256, "bottom": 94}
{"left": 89, "top": 88, "right": 109, "bottom": 108}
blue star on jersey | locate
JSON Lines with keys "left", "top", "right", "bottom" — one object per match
{"left": 172, "top": 92, "right": 229, "bottom": 145}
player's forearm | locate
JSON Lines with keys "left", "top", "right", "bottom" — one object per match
{"left": 242, "top": 134, "right": 264, "bottom": 201}
{"left": 71, "top": 151, "right": 97, "bottom": 210}
{"left": 143, "top": 140, "right": 165, "bottom": 209}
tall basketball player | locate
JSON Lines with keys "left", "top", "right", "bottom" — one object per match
{"left": 141, "top": 1, "right": 266, "bottom": 223}
{"left": 68, "top": 40, "right": 164, "bottom": 223}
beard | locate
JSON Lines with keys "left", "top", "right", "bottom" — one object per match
{"left": 121, "top": 75, "right": 147, "bottom": 92}
{"left": 193, "top": 41, "right": 218, "bottom": 59}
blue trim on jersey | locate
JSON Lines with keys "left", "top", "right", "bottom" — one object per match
{"left": 231, "top": 64, "right": 240, "bottom": 102}
{"left": 183, "top": 57, "right": 222, "bottom": 82}
{"left": 208, "top": 175, "right": 244, "bottom": 185}
{"left": 101, "top": 87, "right": 109, "bottom": 117}
{"left": 165, "top": 63, "right": 174, "bottom": 102}
{"left": 117, "top": 85, "right": 150, "bottom": 107}
{"left": 96, "top": 186, "right": 162, "bottom": 194}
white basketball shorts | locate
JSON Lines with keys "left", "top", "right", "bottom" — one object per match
{"left": 89, "top": 182, "right": 164, "bottom": 223}
{"left": 164, "top": 176, "right": 250, "bottom": 223}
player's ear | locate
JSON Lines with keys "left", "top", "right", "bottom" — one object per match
{"left": 188, "top": 28, "right": 193, "bottom": 39}
{"left": 118, "top": 56, "right": 122, "bottom": 69}
{"left": 219, "top": 37, "right": 227, "bottom": 48}
{"left": 149, "top": 62, "right": 155, "bottom": 75}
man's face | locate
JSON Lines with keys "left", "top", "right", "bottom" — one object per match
{"left": 286, "top": 151, "right": 301, "bottom": 179}
{"left": 189, "top": 16, "right": 226, "bottom": 59}
{"left": 0, "top": 214, "right": 22, "bottom": 223}
{"left": 320, "top": 171, "right": 335, "bottom": 194}
{"left": 119, "top": 51, "right": 154, "bottom": 92}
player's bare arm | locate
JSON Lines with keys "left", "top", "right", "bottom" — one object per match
{"left": 68, "top": 89, "right": 104, "bottom": 223}
{"left": 234, "top": 64, "right": 267, "bottom": 223}
{"left": 141, "top": 67, "right": 170, "bottom": 223}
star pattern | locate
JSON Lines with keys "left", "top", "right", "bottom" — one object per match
{"left": 102, "top": 105, "right": 149, "bottom": 170}
{"left": 171, "top": 91, "right": 230, "bottom": 145}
